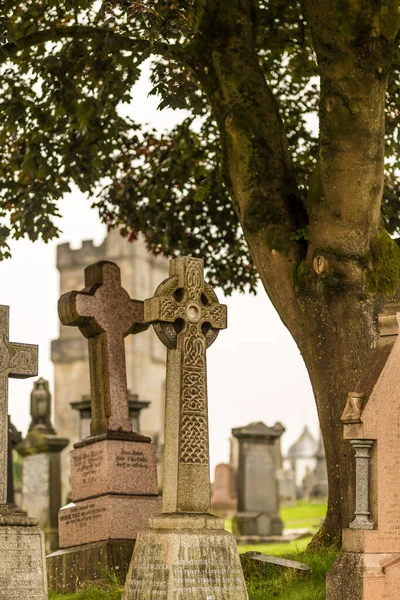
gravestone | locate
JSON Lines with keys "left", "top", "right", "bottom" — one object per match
{"left": 7, "top": 416, "right": 22, "bottom": 509}
{"left": 17, "top": 378, "right": 69, "bottom": 552}
{"left": 123, "top": 256, "right": 249, "bottom": 600}
{"left": 211, "top": 463, "right": 237, "bottom": 516}
{"left": 47, "top": 261, "right": 161, "bottom": 593}
{"left": 232, "top": 421, "right": 284, "bottom": 539}
{"left": 312, "top": 434, "right": 328, "bottom": 498}
{"left": 277, "top": 468, "right": 296, "bottom": 505}
{"left": 0, "top": 305, "right": 47, "bottom": 599}
{"left": 326, "top": 305, "right": 400, "bottom": 599}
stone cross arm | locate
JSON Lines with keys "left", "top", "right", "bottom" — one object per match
{"left": 57, "top": 261, "right": 148, "bottom": 436}
{"left": 58, "top": 261, "right": 148, "bottom": 338}
{"left": 144, "top": 257, "right": 227, "bottom": 514}
{"left": 0, "top": 305, "right": 38, "bottom": 504}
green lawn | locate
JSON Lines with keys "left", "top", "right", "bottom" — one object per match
{"left": 281, "top": 500, "right": 327, "bottom": 532}
{"left": 50, "top": 501, "right": 332, "bottom": 600}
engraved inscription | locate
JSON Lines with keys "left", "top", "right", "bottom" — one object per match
{"left": 116, "top": 449, "right": 149, "bottom": 470}
{"left": 0, "top": 530, "right": 46, "bottom": 599}
{"left": 127, "top": 537, "right": 246, "bottom": 599}
{"left": 128, "top": 541, "right": 169, "bottom": 599}
{"left": 73, "top": 448, "right": 103, "bottom": 484}
{"left": 59, "top": 503, "right": 107, "bottom": 529}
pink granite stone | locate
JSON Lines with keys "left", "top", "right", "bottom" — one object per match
{"left": 58, "top": 494, "right": 162, "bottom": 548}
{"left": 70, "top": 440, "right": 158, "bottom": 502}
{"left": 58, "top": 261, "right": 148, "bottom": 435}
{"left": 327, "top": 309, "right": 400, "bottom": 599}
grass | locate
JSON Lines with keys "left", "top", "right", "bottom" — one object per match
{"left": 50, "top": 502, "right": 332, "bottom": 599}
{"left": 245, "top": 546, "right": 338, "bottom": 600}
{"left": 281, "top": 500, "right": 327, "bottom": 533}
{"left": 49, "top": 589, "right": 122, "bottom": 600}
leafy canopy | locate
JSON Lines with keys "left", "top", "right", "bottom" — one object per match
{"left": 0, "top": 1, "right": 399, "bottom": 293}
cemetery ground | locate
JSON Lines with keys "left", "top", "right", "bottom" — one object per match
{"left": 49, "top": 501, "right": 336, "bottom": 600}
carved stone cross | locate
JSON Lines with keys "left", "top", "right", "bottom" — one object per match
{"left": 145, "top": 256, "right": 227, "bottom": 513}
{"left": 58, "top": 261, "right": 148, "bottom": 437}
{"left": 0, "top": 306, "right": 38, "bottom": 504}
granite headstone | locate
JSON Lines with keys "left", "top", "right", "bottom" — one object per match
{"left": 232, "top": 421, "right": 284, "bottom": 538}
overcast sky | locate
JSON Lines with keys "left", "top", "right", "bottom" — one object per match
{"left": 1, "top": 63, "right": 319, "bottom": 472}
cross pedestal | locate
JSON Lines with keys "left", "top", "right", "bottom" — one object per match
{"left": 0, "top": 305, "right": 47, "bottom": 599}
{"left": 47, "top": 262, "right": 161, "bottom": 594}
{"left": 123, "top": 257, "right": 248, "bottom": 600}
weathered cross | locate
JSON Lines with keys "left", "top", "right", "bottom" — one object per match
{"left": 145, "top": 256, "right": 227, "bottom": 513}
{"left": 58, "top": 261, "right": 149, "bottom": 437}
{"left": 0, "top": 306, "right": 38, "bottom": 504}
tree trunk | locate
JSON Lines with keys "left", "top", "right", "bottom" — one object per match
{"left": 296, "top": 291, "right": 379, "bottom": 544}
{"left": 190, "top": 0, "right": 400, "bottom": 545}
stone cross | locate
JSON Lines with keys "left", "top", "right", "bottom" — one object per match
{"left": 145, "top": 256, "right": 227, "bottom": 513}
{"left": 58, "top": 261, "right": 149, "bottom": 437}
{"left": 0, "top": 305, "right": 38, "bottom": 504}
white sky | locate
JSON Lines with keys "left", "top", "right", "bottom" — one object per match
{"left": 1, "top": 63, "right": 318, "bottom": 472}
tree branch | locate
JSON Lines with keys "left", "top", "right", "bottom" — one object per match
{"left": 187, "top": 0, "right": 306, "bottom": 335}
{"left": 0, "top": 25, "right": 159, "bottom": 64}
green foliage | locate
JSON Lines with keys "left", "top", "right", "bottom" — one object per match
{"left": 0, "top": 1, "right": 399, "bottom": 293}
{"left": 366, "top": 228, "right": 400, "bottom": 296}
{"left": 245, "top": 546, "right": 338, "bottom": 600}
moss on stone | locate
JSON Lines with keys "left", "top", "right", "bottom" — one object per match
{"left": 366, "top": 228, "right": 400, "bottom": 296}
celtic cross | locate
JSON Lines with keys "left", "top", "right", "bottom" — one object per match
{"left": 0, "top": 306, "right": 38, "bottom": 504}
{"left": 58, "top": 261, "right": 149, "bottom": 437}
{"left": 145, "top": 257, "right": 227, "bottom": 513}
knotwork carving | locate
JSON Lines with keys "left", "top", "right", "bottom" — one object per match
{"left": 144, "top": 257, "right": 227, "bottom": 506}
{"left": 184, "top": 325, "right": 205, "bottom": 369}
{"left": 180, "top": 414, "right": 208, "bottom": 464}
{"left": 182, "top": 370, "right": 206, "bottom": 412}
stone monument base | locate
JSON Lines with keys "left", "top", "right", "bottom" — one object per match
{"left": 0, "top": 511, "right": 47, "bottom": 600}
{"left": 47, "top": 539, "right": 135, "bottom": 593}
{"left": 326, "top": 550, "right": 400, "bottom": 600}
{"left": 233, "top": 511, "right": 283, "bottom": 537}
{"left": 123, "top": 514, "right": 249, "bottom": 600}
{"left": 58, "top": 494, "right": 162, "bottom": 547}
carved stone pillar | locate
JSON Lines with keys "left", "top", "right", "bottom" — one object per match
{"left": 349, "top": 439, "right": 374, "bottom": 530}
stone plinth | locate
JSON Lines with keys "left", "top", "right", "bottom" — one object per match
{"left": 70, "top": 439, "right": 158, "bottom": 501}
{"left": 0, "top": 512, "right": 47, "bottom": 600}
{"left": 47, "top": 540, "right": 135, "bottom": 594}
{"left": 327, "top": 308, "right": 400, "bottom": 599}
{"left": 59, "top": 494, "right": 161, "bottom": 547}
{"left": 123, "top": 515, "right": 248, "bottom": 600}
{"left": 49, "top": 434, "right": 162, "bottom": 591}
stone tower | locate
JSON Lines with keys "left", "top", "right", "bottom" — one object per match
{"left": 51, "top": 231, "right": 169, "bottom": 502}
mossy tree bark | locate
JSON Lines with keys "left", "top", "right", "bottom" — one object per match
{"left": 188, "top": 0, "right": 400, "bottom": 544}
